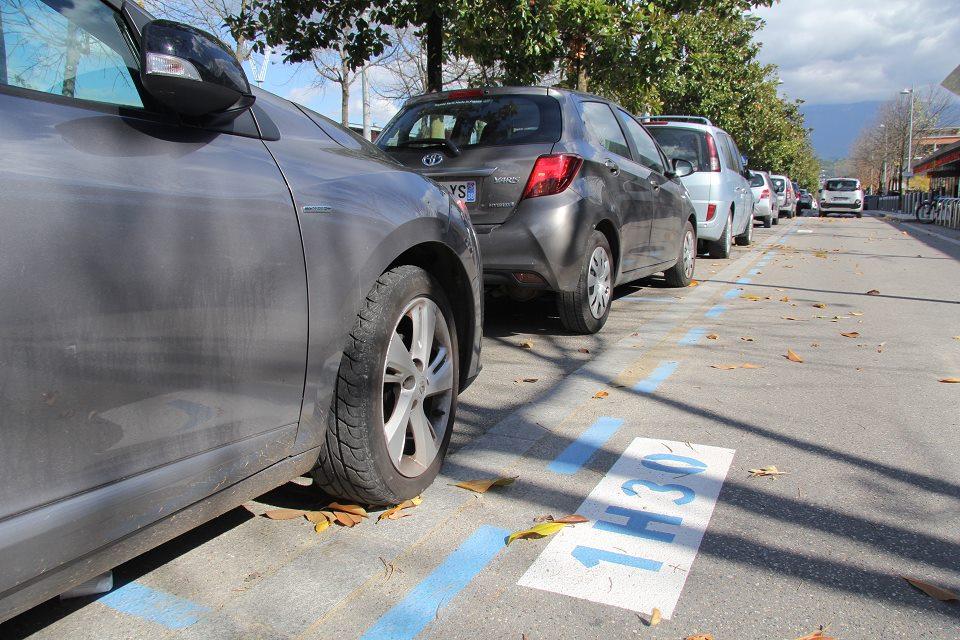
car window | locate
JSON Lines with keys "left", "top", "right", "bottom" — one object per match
{"left": 580, "top": 101, "right": 630, "bottom": 158}
{"left": 771, "top": 177, "right": 786, "bottom": 193}
{"left": 717, "top": 133, "right": 738, "bottom": 171}
{"left": 618, "top": 110, "right": 665, "bottom": 173}
{"left": 749, "top": 173, "right": 765, "bottom": 187}
{"left": 0, "top": 0, "right": 144, "bottom": 108}
{"left": 824, "top": 179, "right": 860, "bottom": 191}
{"left": 647, "top": 126, "right": 709, "bottom": 172}
{"left": 378, "top": 94, "right": 561, "bottom": 150}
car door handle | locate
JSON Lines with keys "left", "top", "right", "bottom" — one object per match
{"left": 604, "top": 159, "right": 620, "bottom": 175}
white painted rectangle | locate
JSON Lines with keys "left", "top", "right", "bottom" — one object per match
{"left": 518, "top": 437, "right": 735, "bottom": 619}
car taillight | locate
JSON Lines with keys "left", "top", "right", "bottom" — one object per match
{"left": 705, "top": 133, "right": 721, "bottom": 172}
{"left": 522, "top": 154, "right": 583, "bottom": 199}
{"left": 447, "top": 89, "right": 484, "bottom": 100}
{"left": 761, "top": 188, "right": 770, "bottom": 199}
{"left": 706, "top": 203, "right": 717, "bottom": 221}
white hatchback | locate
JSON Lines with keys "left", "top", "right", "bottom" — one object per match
{"left": 819, "top": 178, "right": 864, "bottom": 217}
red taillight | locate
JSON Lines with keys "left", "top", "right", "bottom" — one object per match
{"left": 522, "top": 154, "right": 583, "bottom": 199}
{"left": 705, "top": 133, "right": 721, "bottom": 172}
{"left": 760, "top": 188, "right": 770, "bottom": 199}
{"left": 447, "top": 89, "right": 484, "bottom": 100}
{"left": 645, "top": 120, "right": 670, "bottom": 125}
{"left": 706, "top": 203, "right": 717, "bottom": 221}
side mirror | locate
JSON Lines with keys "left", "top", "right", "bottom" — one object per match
{"left": 672, "top": 158, "right": 695, "bottom": 178}
{"left": 140, "top": 20, "right": 254, "bottom": 118}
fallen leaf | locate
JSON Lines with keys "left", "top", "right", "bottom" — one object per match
{"left": 866, "top": 289, "right": 880, "bottom": 295}
{"left": 305, "top": 510, "right": 335, "bottom": 524}
{"left": 794, "top": 630, "right": 837, "bottom": 640}
{"left": 593, "top": 390, "right": 609, "bottom": 399}
{"left": 514, "top": 377, "right": 539, "bottom": 383}
{"left": 453, "top": 476, "right": 517, "bottom": 493}
{"left": 519, "top": 339, "right": 534, "bottom": 349}
{"left": 811, "top": 342, "right": 820, "bottom": 347}
{"left": 264, "top": 509, "right": 307, "bottom": 520}
{"left": 748, "top": 465, "right": 788, "bottom": 477}
{"left": 327, "top": 503, "right": 368, "bottom": 518}
{"left": 685, "top": 635, "right": 715, "bottom": 640}
{"left": 710, "top": 364, "right": 739, "bottom": 370}
{"left": 378, "top": 495, "right": 424, "bottom": 521}
{"left": 741, "top": 293, "right": 763, "bottom": 301}
{"left": 706, "top": 333, "right": 719, "bottom": 340}
{"left": 507, "top": 521, "right": 571, "bottom": 544}
{"left": 689, "top": 280, "right": 699, "bottom": 287}
{"left": 851, "top": 312, "right": 864, "bottom": 316}
{"left": 781, "top": 316, "right": 804, "bottom": 321}
{"left": 814, "top": 251, "right": 827, "bottom": 258}
{"left": 939, "top": 377, "right": 960, "bottom": 384}
{"left": 785, "top": 349, "right": 804, "bottom": 363}
{"left": 840, "top": 332, "right": 860, "bottom": 338}
{"left": 578, "top": 347, "right": 590, "bottom": 354}
{"left": 314, "top": 519, "right": 331, "bottom": 533}
{"left": 953, "top": 336, "right": 960, "bottom": 340}
{"left": 741, "top": 363, "right": 762, "bottom": 369}
{"left": 902, "top": 576, "right": 959, "bottom": 601}
{"left": 649, "top": 607, "right": 662, "bottom": 626}
{"left": 552, "top": 514, "right": 589, "bottom": 524}
{"left": 740, "top": 336, "right": 754, "bottom": 342}
{"left": 334, "top": 511, "right": 359, "bottom": 527}
{"left": 780, "top": 296, "right": 790, "bottom": 302}
{"left": 813, "top": 303, "right": 826, "bottom": 309}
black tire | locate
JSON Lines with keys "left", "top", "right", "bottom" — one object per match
{"left": 819, "top": 211, "right": 826, "bottom": 218}
{"left": 772, "top": 215, "right": 779, "bottom": 225}
{"left": 855, "top": 212, "right": 863, "bottom": 219}
{"left": 557, "top": 230, "right": 612, "bottom": 334}
{"left": 763, "top": 215, "right": 772, "bottom": 228}
{"left": 664, "top": 219, "right": 696, "bottom": 287}
{"left": 312, "top": 265, "right": 459, "bottom": 505}
{"left": 735, "top": 213, "right": 754, "bottom": 246}
{"left": 708, "top": 211, "right": 733, "bottom": 258}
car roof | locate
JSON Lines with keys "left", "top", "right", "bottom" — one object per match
{"left": 403, "top": 85, "right": 614, "bottom": 107}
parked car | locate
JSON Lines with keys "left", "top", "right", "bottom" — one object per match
{"left": 749, "top": 170, "right": 778, "bottom": 228}
{"left": 377, "top": 88, "right": 699, "bottom": 334}
{"left": 819, "top": 178, "right": 864, "bottom": 218}
{"left": 797, "top": 188, "right": 814, "bottom": 211}
{"left": 0, "top": 0, "right": 483, "bottom": 623}
{"left": 644, "top": 116, "right": 755, "bottom": 258}
{"left": 769, "top": 174, "right": 796, "bottom": 219}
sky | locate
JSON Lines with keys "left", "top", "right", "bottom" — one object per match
{"left": 255, "top": 0, "right": 960, "bottom": 128}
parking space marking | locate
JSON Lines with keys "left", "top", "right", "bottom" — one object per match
{"left": 678, "top": 327, "right": 707, "bottom": 345}
{"left": 621, "top": 296, "right": 679, "bottom": 303}
{"left": 548, "top": 417, "right": 624, "bottom": 475}
{"left": 748, "top": 268, "right": 761, "bottom": 275}
{"left": 735, "top": 277, "right": 752, "bottom": 285}
{"left": 722, "top": 288, "right": 742, "bottom": 299}
{"left": 632, "top": 361, "right": 679, "bottom": 394}
{"left": 359, "top": 526, "right": 509, "bottom": 640}
{"left": 517, "top": 438, "right": 735, "bottom": 619}
{"left": 97, "top": 581, "right": 210, "bottom": 630}
{"left": 705, "top": 304, "right": 727, "bottom": 317}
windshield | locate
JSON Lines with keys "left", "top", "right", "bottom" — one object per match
{"left": 377, "top": 95, "right": 562, "bottom": 151}
{"left": 647, "top": 126, "right": 709, "bottom": 172}
{"left": 824, "top": 179, "right": 860, "bottom": 191}
{"left": 749, "top": 173, "right": 765, "bottom": 187}
{"left": 771, "top": 177, "right": 786, "bottom": 193}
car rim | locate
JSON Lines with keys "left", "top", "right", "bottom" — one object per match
{"left": 382, "top": 297, "right": 454, "bottom": 477}
{"left": 587, "top": 246, "right": 611, "bottom": 319}
{"left": 682, "top": 227, "right": 695, "bottom": 279}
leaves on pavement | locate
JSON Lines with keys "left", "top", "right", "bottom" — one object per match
{"left": 748, "top": 465, "right": 788, "bottom": 477}
{"left": 866, "top": 289, "right": 880, "bottom": 295}
{"left": 840, "top": 332, "right": 861, "bottom": 338}
{"left": 706, "top": 333, "right": 719, "bottom": 340}
{"left": 314, "top": 519, "right": 331, "bottom": 533}
{"left": 264, "top": 509, "right": 307, "bottom": 520}
{"left": 327, "top": 502, "right": 368, "bottom": 518}
{"left": 684, "top": 634, "right": 715, "bottom": 640}
{"left": 785, "top": 349, "right": 804, "bottom": 363}
{"left": 793, "top": 630, "right": 836, "bottom": 640}
{"left": 534, "top": 514, "right": 589, "bottom": 524}
{"left": 902, "top": 576, "right": 959, "bottom": 601}
{"left": 378, "top": 496, "right": 423, "bottom": 521}
{"left": 593, "top": 390, "right": 609, "bottom": 399}
{"left": 453, "top": 476, "right": 517, "bottom": 493}
{"left": 813, "top": 303, "right": 826, "bottom": 308}
{"left": 711, "top": 363, "right": 762, "bottom": 370}
{"left": 514, "top": 377, "right": 539, "bottom": 383}
{"left": 689, "top": 280, "right": 699, "bottom": 287}
{"left": 939, "top": 377, "right": 960, "bottom": 384}
{"left": 649, "top": 607, "right": 662, "bottom": 626}
{"left": 741, "top": 293, "right": 763, "bottom": 301}
{"left": 507, "top": 521, "right": 573, "bottom": 544}
{"left": 519, "top": 339, "right": 534, "bottom": 349}
{"left": 305, "top": 510, "right": 335, "bottom": 524}
{"left": 781, "top": 316, "right": 805, "bottom": 321}
{"left": 741, "top": 336, "right": 755, "bottom": 341}
{"left": 851, "top": 312, "right": 864, "bottom": 316}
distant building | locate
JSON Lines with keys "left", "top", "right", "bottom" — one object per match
{"left": 914, "top": 127, "right": 960, "bottom": 159}
{"left": 347, "top": 124, "right": 383, "bottom": 142}
{"left": 914, "top": 139, "right": 960, "bottom": 197}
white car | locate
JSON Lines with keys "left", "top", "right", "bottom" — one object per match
{"left": 819, "top": 178, "right": 864, "bottom": 217}
{"left": 749, "top": 170, "right": 778, "bottom": 228}
{"left": 769, "top": 174, "right": 796, "bottom": 219}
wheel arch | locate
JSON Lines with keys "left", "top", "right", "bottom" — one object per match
{"left": 594, "top": 218, "right": 621, "bottom": 278}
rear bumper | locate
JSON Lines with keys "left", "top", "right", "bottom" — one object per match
{"left": 474, "top": 189, "right": 596, "bottom": 292}
{"left": 692, "top": 199, "right": 732, "bottom": 241}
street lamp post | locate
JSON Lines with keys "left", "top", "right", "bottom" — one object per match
{"left": 879, "top": 123, "right": 887, "bottom": 193}
{"left": 901, "top": 87, "right": 915, "bottom": 193}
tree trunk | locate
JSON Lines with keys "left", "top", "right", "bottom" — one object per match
{"left": 62, "top": 23, "right": 82, "bottom": 98}
{"left": 426, "top": 10, "right": 442, "bottom": 93}
{"left": 340, "top": 57, "right": 350, "bottom": 127}
{"left": 361, "top": 65, "right": 371, "bottom": 140}
{"left": 0, "top": 9, "right": 7, "bottom": 86}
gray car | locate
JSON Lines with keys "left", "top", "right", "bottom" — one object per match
{"left": 377, "top": 87, "right": 699, "bottom": 334}
{"left": 0, "top": 0, "right": 482, "bottom": 623}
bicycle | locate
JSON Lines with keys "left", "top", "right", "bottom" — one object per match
{"left": 915, "top": 196, "right": 958, "bottom": 224}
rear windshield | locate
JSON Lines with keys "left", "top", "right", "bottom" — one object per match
{"left": 749, "top": 173, "right": 765, "bottom": 187}
{"left": 647, "top": 126, "right": 708, "bottom": 171}
{"left": 824, "top": 179, "right": 860, "bottom": 191}
{"left": 771, "top": 177, "right": 786, "bottom": 193}
{"left": 377, "top": 95, "right": 562, "bottom": 151}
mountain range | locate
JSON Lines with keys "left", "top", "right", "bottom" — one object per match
{"left": 799, "top": 101, "right": 882, "bottom": 161}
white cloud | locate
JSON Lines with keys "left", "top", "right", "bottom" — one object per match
{"left": 286, "top": 84, "right": 325, "bottom": 106}
{"left": 753, "top": 0, "right": 960, "bottom": 105}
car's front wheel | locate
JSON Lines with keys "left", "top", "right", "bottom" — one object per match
{"left": 557, "top": 230, "right": 612, "bottom": 334}
{"left": 312, "top": 265, "right": 459, "bottom": 505}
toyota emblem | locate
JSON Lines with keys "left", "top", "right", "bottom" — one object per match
{"left": 422, "top": 153, "right": 444, "bottom": 167}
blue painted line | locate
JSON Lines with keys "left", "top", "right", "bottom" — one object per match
{"left": 705, "top": 304, "right": 726, "bottom": 318}
{"left": 621, "top": 296, "right": 678, "bottom": 303}
{"left": 736, "top": 277, "right": 752, "bottom": 285}
{"left": 748, "top": 268, "right": 761, "bottom": 275}
{"left": 679, "top": 327, "right": 707, "bottom": 345}
{"left": 547, "top": 417, "right": 624, "bottom": 475}
{"left": 723, "top": 288, "right": 742, "bottom": 299}
{"left": 359, "top": 526, "right": 510, "bottom": 640}
{"left": 755, "top": 260, "right": 769, "bottom": 267}
{"left": 633, "top": 360, "right": 679, "bottom": 394}
{"left": 97, "top": 582, "right": 210, "bottom": 630}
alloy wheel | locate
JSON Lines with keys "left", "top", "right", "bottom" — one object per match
{"left": 682, "top": 227, "right": 696, "bottom": 279}
{"left": 382, "top": 297, "right": 454, "bottom": 477}
{"left": 587, "top": 246, "right": 612, "bottom": 319}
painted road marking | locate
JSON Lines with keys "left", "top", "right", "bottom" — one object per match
{"left": 621, "top": 296, "right": 678, "bottom": 303}
{"left": 705, "top": 305, "right": 726, "bottom": 317}
{"left": 360, "top": 526, "right": 509, "bottom": 640}
{"left": 735, "top": 277, "right": 752, "bottom": 285}
{"left": 98, "top": 582, "right": 210, "bottom": 630}
{"left": 748, "top": 268, "right": 761, "bottom": 275}
{"left": 517, "top": 438, "right": 735, "bottom": 619}
{"left": 548, "top": 417, "right": 624, "bottom": 475}
{"left": 678, "top": 327, "right": 706, "bottom": 346}
{"left": 633, "top": 361, "right": 678, "bottom": 394}
{"left": 722, "top": 288, "right": 742, "bottom": 299}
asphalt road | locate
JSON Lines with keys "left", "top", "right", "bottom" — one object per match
{"left": 4, "top": 213, "right": 959, "bottom": 640}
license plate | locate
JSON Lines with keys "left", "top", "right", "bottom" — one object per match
{"left": 440, "top": 181, "right": 477, "bottom": 203}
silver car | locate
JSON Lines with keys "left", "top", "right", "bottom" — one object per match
{"left": 749, "top": 170, "right": 778, "bottom": 228}
{"left": 769, "top": 174, "right": 797, "bottom": 219}
{"left": 645, "top": 116, "right": 756, "bottom": 258}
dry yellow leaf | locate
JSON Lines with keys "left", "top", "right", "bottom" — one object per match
{"left": 689, "top": 280, "right": 699, "bottom": 287}
{"left": 710, "top": 364, "right": 739, "bottom": 370}
{"left": 794, "top": 630, "right": 836, "bottom": 640}
{"left": 314, "top": 519, "right": 331, "bottom": 533}
{"left": 741, "top": 294, "right": 763, "bottom": 301}
{"left": 264, "top": 509, "right": 307, "bottom": 520}
{"left": 507, "top": 521, "right": 570, "bottom": 544}
{"left": 851, "top": 312, "right": 864, "bottom": 316}
{"left": 334, "top": 511, "right": 359, "bottom": 527}
{"left": 685, "top": 635, "right": 715, "bottom": 640}
{"left": 786, "top": 349, "right": 804, "bottom": 363}
{"left": 453, "top": 476, "right": 517, "bottom": 494}
{"left": 706, "top": 333, "right": 719, "bottom": 340}
{"left": 902, "top": 576, "right": 959, "bottom": 601}
{"left": 953, "top": 336, "right": 960, "bottom": 340}
{"left": 741, "top": 363, "right": 762, "bottom": 369}
{"left": 519, "top": 339, "right": 534, "bottom": 349}
{"left": 840, "top": 332, "right": 860, "bottom": 338}
{"left": 305, "top": 510, "right": 335, "bottom": 524}
{"left": 514, "top": 377, "right": 539, "bottom": 383}
{"left": 780, "top": 296, "right": 790, "bottom": 302}
{"left": 939, "top": 377, "right": 960, "bottom": 384}
{"left": 813, "top": 303, "right": 826, "bottom": 308}
{"left": 593, "top": 390, "right": 609, "bottom": 399}
{"left": 327, "top": 503, "right": 368, "bottom": 518}
{"left": 552, "top": 514, "right": 589, "bottom": 524}
{"left": 378, "top": 495, "right": 423, "bottom": 521}
{"left": 748, "top": 465, "right": 788, "bottom": 477}
{"left": 649, "top": 607, "right": 662, "bottom": 626}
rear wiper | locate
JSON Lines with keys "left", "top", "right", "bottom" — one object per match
{"left": 396, "top": 138, "right": 461, "bottom": 157}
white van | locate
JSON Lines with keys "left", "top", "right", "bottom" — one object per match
{"left": 819, "top": 178, "right": 863, "bottom": 218}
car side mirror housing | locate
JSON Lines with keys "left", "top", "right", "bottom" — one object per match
{"left": 140, "top": 20, "right": 254, "bottom": 119}
{"left": 672, "top": 158, "right": 695, "bottom": 178}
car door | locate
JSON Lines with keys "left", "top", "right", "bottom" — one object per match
{"left": 0, "top": 0, "right": 307, "bottom": 595}
{"left": 618, "top": 110, "right": 685, "bottom": 265}
{"left": 718, "top": 132, "right": 750, "bottom": 232}
{"left": 578, "top": 101, "right": 656, "bottom": 272}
